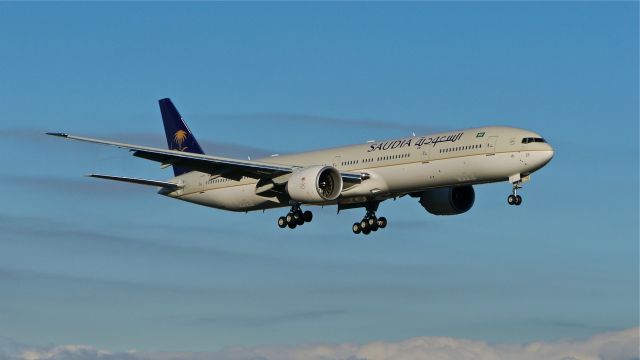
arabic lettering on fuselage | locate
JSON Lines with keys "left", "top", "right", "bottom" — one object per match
{"left": 367, "top": 132, "right": 464, "bottom": 153}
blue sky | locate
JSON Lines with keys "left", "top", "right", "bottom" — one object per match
{"left": 0, "top": 1, "right": 638, "bottom": 357}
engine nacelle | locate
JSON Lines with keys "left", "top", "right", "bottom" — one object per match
{"left": 419, "top": 185, "right": 475, "bottom": 215}
{"left": 286, "top": 165, "right": 343, "bottom": 203}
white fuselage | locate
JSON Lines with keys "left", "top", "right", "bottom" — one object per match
{"left": 164, "top": 126, "right": 554, "bottom": 211}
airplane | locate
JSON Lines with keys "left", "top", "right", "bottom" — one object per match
{"left": 48, "top": 98, "right": 554, "bottom": 235}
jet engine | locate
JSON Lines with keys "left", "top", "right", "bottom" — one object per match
{"left": 418, "top": 185, "right": 475, "bottom": 215}
{"left": 286, "top": 165, "right": 343, "bottom": 203}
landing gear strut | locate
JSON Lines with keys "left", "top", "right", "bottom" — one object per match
{"left": 507, "top": 182, "right": 523, "bottom": 206}
{"left": 352, "top": 203, "right": 387, "bottom": 235}
{"left": 277, "top": 203, "right": 313, "bottom": 229}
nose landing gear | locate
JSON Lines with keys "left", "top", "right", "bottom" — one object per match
{"left": 277, "top": 204, "right": 313, "bottom": 229}
{"left": 507, "top": 182, "right": 523, "bottom": 206}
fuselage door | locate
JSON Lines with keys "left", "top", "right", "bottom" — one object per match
{"left": 421, "top": 149, "right": 430, "bottom": 162}
{"left": 333, "top": 155, "right": 342, "bottom": 168}
{"left": 485, "top": 136, "right": 498, "bottom": 155}
{"left": 197, "top": 173, "right": 207, "bottom": 193}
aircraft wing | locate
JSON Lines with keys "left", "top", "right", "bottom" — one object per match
{"left": 47, "top": 133, "right": 364, "bottom": 182}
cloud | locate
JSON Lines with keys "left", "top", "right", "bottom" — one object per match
{"left": 3, "top": 327, "right": 637, "bottom": 360}
{"left": 0, "top": 213, "right": 288, "bottom": 264}
{"left": 3, "top": 113, "right": 439, "bottom": 164}
{"left": 196, "top": 309, "right": 347, "bottom": 327}
{"left": 1, "top": 129, "right": 274, "bottom": 159}
{"left": 4, "top": 110, "right": 442, "bottom": 160}
{"left": 0, "top": 341, "right": 138, "bottom": 360}
{"left": 200, "top": 113, "right": 439, "bottom": 134}
{"left": 2, "top": 175, "right": 148, "bottom": 196}
{"left": 99, "top": 132, "right": 274, "bottom": 159}
{"left": 0, "top": 129, "right": 50, "bottom": 142}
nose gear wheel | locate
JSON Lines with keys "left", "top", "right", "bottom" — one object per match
{"left": 507, "top": 182, "right": 523, "bottom": 206}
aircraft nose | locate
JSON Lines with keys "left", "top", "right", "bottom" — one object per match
{"left": 542, "top": 144, "right": 554, "bottom": 165}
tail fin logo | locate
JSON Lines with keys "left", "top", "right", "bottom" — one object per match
{"left": 173, "top": 129, "right": 189, "bottom": 151}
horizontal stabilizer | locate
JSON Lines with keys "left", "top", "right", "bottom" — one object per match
{"left": 87, "top": 174, "right": 182, "bottom": 189}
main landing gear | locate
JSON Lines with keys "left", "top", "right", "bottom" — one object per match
{"left": 277, "top": 204, "right": 313, "bottom": 229}
{"left": 507, "top": 182, "right": 523, "bottom": 206}
{"left": 352, "top": 210, "right": 387, "bottom": 235}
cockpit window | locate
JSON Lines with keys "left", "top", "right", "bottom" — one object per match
{"left": 521, "top": 137, "right": 546, "bottom": 144}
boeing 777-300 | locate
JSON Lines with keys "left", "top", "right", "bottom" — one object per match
{"left": 48, "top": 98, "right": 554, "bottom": 235}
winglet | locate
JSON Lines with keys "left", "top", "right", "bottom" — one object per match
{"left": 46, "top": 132, "right": 69, "bottom": 138}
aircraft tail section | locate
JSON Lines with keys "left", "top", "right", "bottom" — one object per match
{"left": 159, "top": 98, "right": 205, "bottom": 176}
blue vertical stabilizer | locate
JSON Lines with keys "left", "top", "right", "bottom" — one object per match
{"left": 159, "top": 98, "right": 205, "bottom": 176}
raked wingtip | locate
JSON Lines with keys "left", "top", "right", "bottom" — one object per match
{"left": 46, "top": 132, "right": 68, "bottom": 138}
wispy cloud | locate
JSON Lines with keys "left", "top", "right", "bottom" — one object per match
{"left": 199, "top": 113, "right": 440, "bottom": 134}
{"left": 0, "top": 341, "right": 139, "bottom": 360}
{"left": 100, "top": 132, "right": 274, "bottom": 158}
{"left": 0, "top": 214, "right": 287, "bottom": 268}
{"left": 2, "top": 327, "right": 638, "bottom": 360}
{"left": 196, "top": 309, "right": 347, "bottom": 327}
{"left": 3, "top": 112, "right": 441, "bottom": 161}
{"left": 1, "top": 129, "right": 275, "bottom": 158}
{"left": 2, "top": 175, "right": 147, "bottom": 196}
{"left": 0, "top": 128, "right": 49, "bottom": 142}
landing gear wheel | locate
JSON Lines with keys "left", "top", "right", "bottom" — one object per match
{"left": 303, "top": 210, "right": 313, "bottom": 223}
{"left": 515, "top": 195, "right": 522, "bottom": 206}
{"left": 360, "top": 219, "right": 369, "bottom": 231}
{"left": 508, "top": 195, "right": 516, "bottom": 205}
{"left": 286, "top": 212, "right": 295, "bottom": 223}
{"left": 280, "top": 204, "right": 311, "bottom": 230}
{"left": 353, "top": 203, "right": 386, "bottom": 234}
